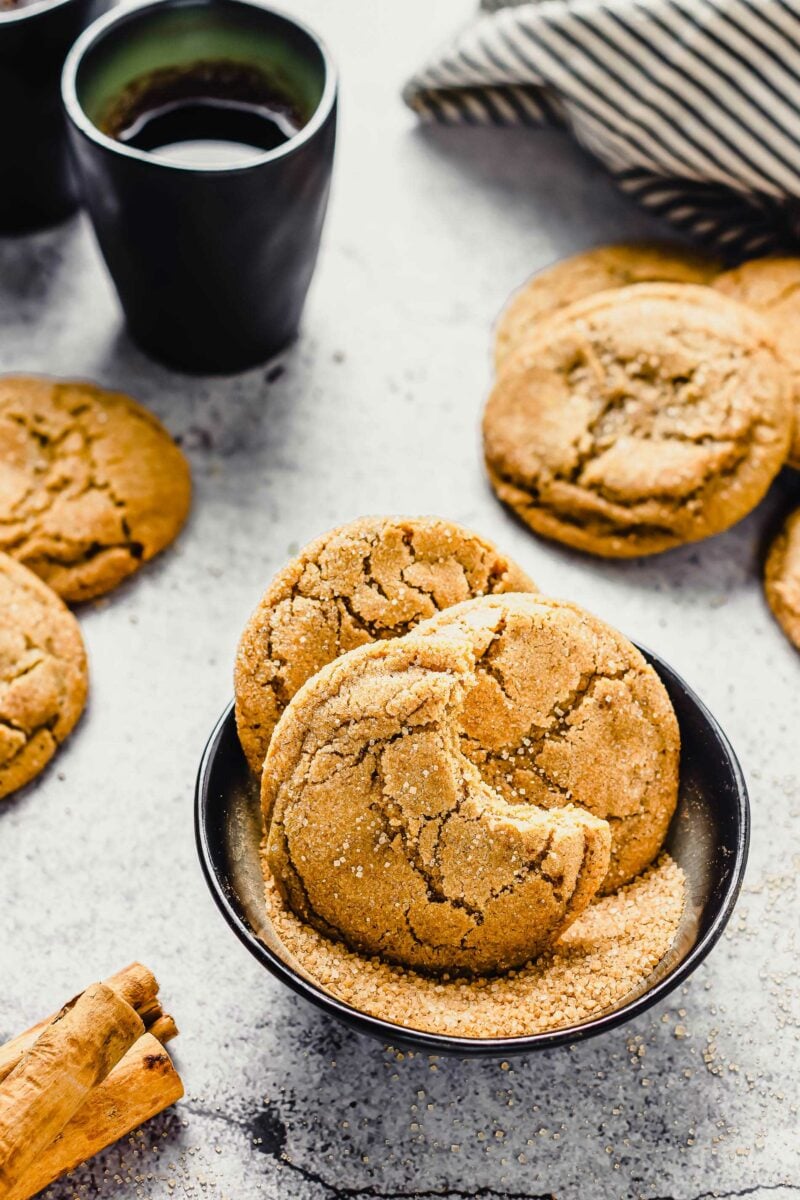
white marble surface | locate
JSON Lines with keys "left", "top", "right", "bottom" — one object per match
{"left": 1, "top": 3, "right": 799, "bottom": 1198}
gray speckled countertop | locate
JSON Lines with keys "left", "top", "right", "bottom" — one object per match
{"left": 1, "top": 3, "right": 799, "bottom": 1198}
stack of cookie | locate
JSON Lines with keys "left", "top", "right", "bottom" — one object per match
{"left": 485, "top": 245, "right": 800, "bottom": 651}
{"left": 235, "top": 516, "right": 682, "bottom": 1008}
{"left": 0, "top": 377, "right": 191, "bottom": 800}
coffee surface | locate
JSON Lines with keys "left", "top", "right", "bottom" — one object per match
{"left": 100, "top": 60, "right": 305, "bottom": 165}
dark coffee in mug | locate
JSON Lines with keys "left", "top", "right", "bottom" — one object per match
{"left": 100, "top": 60, "right": 306, "bottom": 166}
{"left": 63, "top": 0, "right": 337, "bottom": 372}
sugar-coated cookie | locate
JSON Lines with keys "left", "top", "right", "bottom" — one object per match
{"left": 263, "top": 633, "right": 610, "bottom": 975}
{"left": 715, "top": 257, "right": 800, "bottom": 468}
{"left": 0, "top": 553, "right": 88, "bottom": 800}
{"left": 765, "top": 507, "right": 800, "bottom": 650}
{"left": 0, "top": 377, "right": 191, "bottom": 602}
{"left": 484, "top": 284, "right": 793, "bottom": 557}
{"left": 417, "top": 594, "right": 680, "bottom": 892}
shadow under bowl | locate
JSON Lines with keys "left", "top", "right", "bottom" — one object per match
{"left": 195, "top": 646, "right": 749, "bottom": 1056}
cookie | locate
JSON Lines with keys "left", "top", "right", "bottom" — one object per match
{"left": 0, "top": 377, "right": 192, "bottom": 602}
{"left": 416, "top": 594, "right": 680, "bottom": 892}
{"left": 714, "top": 257, "right": 800, "bottom": 468}
{"left": 0, "top": 553, "right": 88, "bottom": 800}
{"left": 263, "top": 634, "right": 611, "bottom": 976}
{"left": 483, "top": 284, "right": 793, "bottom": 558}
{"left": 494, "top": 243, "right": 720, "bottom": 371}
{"left": 764, "top": 507, "right": 800, "bottom": 650}
{"left": 235, "top": 516, "right": 535, "bottom": 773}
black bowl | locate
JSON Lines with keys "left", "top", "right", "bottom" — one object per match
{"left": 195, "top": 647, "right": 749, "bottom": 1056}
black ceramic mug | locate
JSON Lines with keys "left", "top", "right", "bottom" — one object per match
{"left": 0, "top": 0, "right": 107, "bottom": 232}
{"left": 62, "top": 0, "right": 337, "bottom": 373}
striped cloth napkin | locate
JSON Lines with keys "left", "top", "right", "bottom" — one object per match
{"left": 403, "top": 0, "right": 800, "bottom": 260}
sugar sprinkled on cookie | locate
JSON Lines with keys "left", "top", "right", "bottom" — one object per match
{"left": 235, "top": 516, "right": 535, "bottom": 773}
{"left": 417, "top": 594, "right": 680, "bottom": 892}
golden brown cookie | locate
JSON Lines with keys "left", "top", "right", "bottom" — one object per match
{"left": 484, "top": 284, "right": 793, "bottom": 558}
{"left": 0, "top": 553, "right": 88, "bottom": 800}
{"left": 263, "top": 634, "right": 611, "bottom": 976}
{"left": 714, "top": 257, "right": 800, "bottom": 468}
{"left": 494, "top": 243, "right": 720, "bottom": 371}
{"left": 764, "top": 507, "right": 800, "bottom": 650}
{"left": 416, "top": 594, "right": 680, "bottom": 892}
{"left": 235, "top": 516, "right": 535, "bottom": 773}
{"left": 0, "top": 377, "right": 192, "bottom": 602}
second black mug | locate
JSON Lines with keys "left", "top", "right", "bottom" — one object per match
{"left": 0, "top": 0, "right": 107, "bottom": 232}
{"left": 62, "top": 0, "right": 337, "bottom": 373}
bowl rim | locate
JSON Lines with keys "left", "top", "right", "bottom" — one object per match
{"left": 194, "top": 645, "right": 750, "bottom": 1055}
{"left": 61, "top": 0, "right": 337, "bottom": 174}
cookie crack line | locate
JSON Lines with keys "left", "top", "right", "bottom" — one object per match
{"left": 481, "top": 831, "right": 564, "bottom": 906}
{"left": 236, "top": 517, "right": 536, "bottom": 775}
{"left": 4, "top": 534, "right": 145, "bottom": 571}
{"left": 1, "top": 650, "right": 47, "bottom": 687}
{"left": 0, "top": 714, "right": 58, "bottom": 757}
{"left": 373, "top": 775, "right": 486, "bottom": 925}
{"left": 273, "top": 823, "right": 345, "bottom": 945}
{"left": 482, "top": 665, "right": 639, "bottom": 763}
{"left": 489, "top": 465, "right": 691, "bottom": 541}
{"left": 3, "top": 398, "right": 121, "bottom": 523}
{"left": 508, "top": 421, "right": 754, "bottom": 514}
{"left": 367, "top": 714, "right": 574, "bottom": 931}
{"left": 258, "top": 527, "right": 524, "bottom": 695}
{"left": 564, "top": 351, "right": 758, "bottom": 481}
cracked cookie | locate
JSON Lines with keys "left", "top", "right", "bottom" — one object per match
{"left": 714, "top": 257, "right": 800, "bottom": 468}
{"left": 483, "top": 284, "right": 794, "bottom": 558}
{"left": 263, "top": 635, "right": 610, "bottom": 975}
{"left": 494, "top": 243, "right": 720, "bottom": 371}
{"left": 0, "top": 377, "right": 192, "bottom": 602}
{"left": 235, "top": 516, "right": 535, "bottom": 773}
{"left": 765, "top": 507, "right": 800, "bottom": 650}
{"left": 0, "top": 552, "right": 88, "bottom": 800}
{"left": 416, "top": 594, "right": 679, "bottom": 892}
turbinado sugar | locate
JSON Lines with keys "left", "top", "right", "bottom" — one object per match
{"left": 264, "top": 854, "right": 686, "bottom": 1039}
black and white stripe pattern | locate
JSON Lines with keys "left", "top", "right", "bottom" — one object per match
{"left": 403, "top": 0, "right": 800, "bottom": 259}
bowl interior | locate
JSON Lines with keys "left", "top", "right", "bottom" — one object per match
{"left": 195, "top": 647, "right": 749, "bottom": 1055}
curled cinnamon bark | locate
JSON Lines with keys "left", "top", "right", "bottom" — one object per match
{"left": 0, "top": 983, "right": 143, "bottom": 1190}
{"left": 0, "top": 963, "right": 175, "bottom": 1085}
{"left": 6, "top": 1033, "right": 184, "bottom": 1200}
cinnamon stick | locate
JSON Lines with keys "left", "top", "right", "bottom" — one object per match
{"left": 103, "top": 963, "right": 160, "bottom": 1013}
{"left": 0, "top": 983, "right": 143, "bottom": 1191}
{"left": 0, "top": 964, "right": 173, "bottom": 1085}
{"left": 147, "top": 1014, "right": 179, "bottom": 1045}
{"left": 7, "top": 1034, "right": 184, "bottom": 1200}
